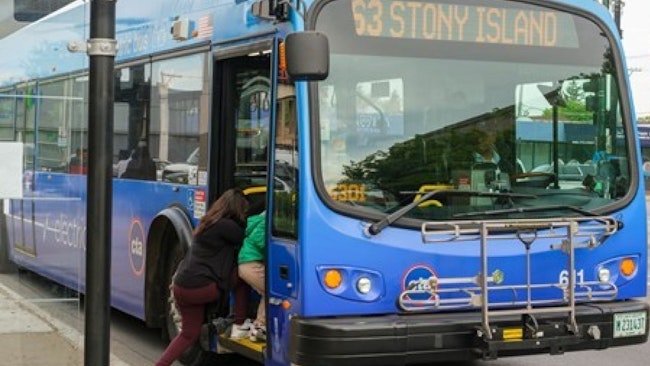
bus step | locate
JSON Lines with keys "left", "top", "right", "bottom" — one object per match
{"left": 218, "top": 334, "right": 265, "bottom": 364}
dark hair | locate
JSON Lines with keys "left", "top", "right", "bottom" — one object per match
{"left": 118, "top": 149, "right": 130, "bottom": 160}
{"left": 193, "top": 188, "right": 248, "bottom": 235}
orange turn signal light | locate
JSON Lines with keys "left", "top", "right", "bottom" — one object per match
{"left": 323, "top": 269, "right": 342, "bottom": 289}
{"left": 620, "top": 258, "right": 636, "bottom": 276}
{"left": 281, "top": 299, "right": 292, "bottom": 310}
{"left": 279, "top": 42, "right": 287, "bottom": 73}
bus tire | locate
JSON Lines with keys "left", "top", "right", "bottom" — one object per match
{"left": 164, "top": 244, "right": 207, "bottom": 366}
{"left": 0, "top": 199, "right": 16, "bottom": 273}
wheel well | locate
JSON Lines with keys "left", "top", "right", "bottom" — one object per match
{"left": 144, "top": 206, "right": 193, "bottom": 328}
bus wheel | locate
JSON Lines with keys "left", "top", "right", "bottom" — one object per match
{"left": 164, "top": 245, "right": 206, "bottom": 366}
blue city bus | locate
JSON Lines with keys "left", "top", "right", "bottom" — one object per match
{"left": 0, "top": 0, "right": 648, "bottom": 365}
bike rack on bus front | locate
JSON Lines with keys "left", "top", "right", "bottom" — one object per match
{"left": 398, "top": 217, "right": 619, "bottom": 342}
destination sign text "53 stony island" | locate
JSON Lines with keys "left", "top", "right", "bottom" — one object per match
{"left": 351, "top": 0, "right": 578, "bottom": 47}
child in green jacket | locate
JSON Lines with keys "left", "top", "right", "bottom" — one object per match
{"left": 230, "top": 211, "right": 266, "bottom": 341}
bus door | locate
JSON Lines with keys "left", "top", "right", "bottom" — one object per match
{"left": 210, "top": 41, "right": 275, "bottom": 359}
{"left": 211, "top": 42, "right": 272, "bottom": 208}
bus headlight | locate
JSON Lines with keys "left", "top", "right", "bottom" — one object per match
{"left": 356, "top": 277, "right": 372, "bottom": 294}
{"left": 597, "top": 267, "right": 611, "bottom": 283}
{"left": 596, "top": 255, "right": 640, "bottom": 288}
{"left": 317, "top": 266, "right": 383, "bottom": 301}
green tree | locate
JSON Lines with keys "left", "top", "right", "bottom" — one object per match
{"left": 542, "top": 81, "right": 593, "bottom": 122}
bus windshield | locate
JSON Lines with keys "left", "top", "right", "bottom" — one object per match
{"left": 314, "top": 0, "right": 632, "bottom": 221}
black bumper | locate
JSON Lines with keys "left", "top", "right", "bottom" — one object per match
{"left": 289, "top": 301, "right": 649, "bottom": 366}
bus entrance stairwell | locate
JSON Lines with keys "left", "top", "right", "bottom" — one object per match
{"left": 178, "top": 45, "right": 276, "bottom": 362}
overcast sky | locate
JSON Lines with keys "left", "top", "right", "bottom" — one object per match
{"left": 621, "top": 0, "right": 650, "bottom": 118}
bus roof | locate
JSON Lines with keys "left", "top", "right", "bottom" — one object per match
{"left": 0, "top": 0, "right": 282, "bottom": 87}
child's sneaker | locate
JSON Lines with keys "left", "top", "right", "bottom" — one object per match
{"left": 249, "top": 324, "right": 266, "bottom": 342}
{"left": 230, "top": 319, "right": 252, "bottom": 339}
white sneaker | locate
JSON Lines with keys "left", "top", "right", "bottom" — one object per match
{"left": 249, "top": 324, "right": 266, "bottom": 342}
{"left": 230, "top": 319, "right": 252, "bottom": 339}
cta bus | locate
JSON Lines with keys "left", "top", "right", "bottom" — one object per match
{"left": 0, "top": 0, "right": 648, "bottom": 364}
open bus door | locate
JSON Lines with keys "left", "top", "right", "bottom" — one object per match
{"left": 163, "top": 40, "right": 274, "bottom": 365}
{"left": 210, "top": 37, "right": 299, "bottom": 364}
{"left": 212, "top": 43, "right": 273, "bottom": 362}
{"left": 209, "top": 43, "right": 272, "bottom": 204}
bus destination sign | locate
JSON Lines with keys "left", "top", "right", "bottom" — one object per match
{"left": 351, "top": 0, "right": 578, "bottom": 47}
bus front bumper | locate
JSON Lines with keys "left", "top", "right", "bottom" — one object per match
{"left": 289, "top": 300, "right": 649, "bottom": 366}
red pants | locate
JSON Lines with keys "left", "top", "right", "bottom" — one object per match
{"left": 155, "top": 283, "right": 219, "bottom": 366}
{"left": 232, "top": 270, "right": 251, "bottom": 325}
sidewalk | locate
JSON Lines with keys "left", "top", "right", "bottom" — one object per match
{"left": 0, "top": 282, "right": 129, "bottom": 366}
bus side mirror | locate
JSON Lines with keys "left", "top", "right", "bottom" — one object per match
{"left": 284, "top": 31, "right": 329, "bottom": 81}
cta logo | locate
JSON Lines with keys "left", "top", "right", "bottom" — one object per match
{"left": 401, "top": 264, "right": 438, "bottom": 302}
{"left": 128, "top": 218, "right": 146, "bottom": 276}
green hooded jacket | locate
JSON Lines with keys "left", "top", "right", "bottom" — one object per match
{"left": 238, "top": 211, "right": 266, "bottom": 264}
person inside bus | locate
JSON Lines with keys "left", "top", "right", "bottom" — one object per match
{"left": 472, "top": 129, "right": 500, "bottom": 166}
{"left": 156, "top": 188, "right": 249, "bottom": 366}
{"left": 68, "top": 148, "right": 88, "bottom": 174}
{"left": 471, "top": 129, "right": 518, "bottom": 174}
{"left": 68, "top": 148, "right": 81, "bottom": 166}
{"left": 466, "top": 128, "right": 525, "bottom": 193}
{"left": 471, "top": 129, "right": 553, "bottom": 189}
{"left": 114, "top": 149, "right": 131, "bottom": 177}
{"left": 230, "top": 204, "right": 267, "bottom": 342}
{"left": 121, "top": 143, "right": 156, "bottom": 180}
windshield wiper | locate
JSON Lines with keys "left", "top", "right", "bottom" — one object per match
{"left": 453, "top": 204, "right": 599, "bottom": 219}
{"left": 366, "top": 190, "right": 537, "bottom": 236}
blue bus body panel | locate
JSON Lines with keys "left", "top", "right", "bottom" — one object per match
{"left": 2, "top": 0, "right": 282, "bottom": 320}
{"left": 294, "top": 184, "right": 648, "bottom": 318}
{"left": 8, "top": 172, "right": 204, "bottom": 319}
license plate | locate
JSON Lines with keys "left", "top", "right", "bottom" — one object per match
{"left": 613, "top": 311, "right": 647, "bottom": 338}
